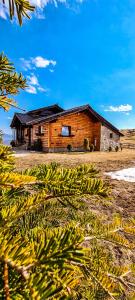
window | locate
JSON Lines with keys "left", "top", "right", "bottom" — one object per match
{"left": 61, "top": 126, "right": 71, "bottom": 136}
{"left": 110, "top": 133, "right": 113, "bottom": 139}
{"left": 35, "top": 126, "right": 44, "bottom": 136}
{"left": 38, "top": 126, "right": 43, "bottom": 135}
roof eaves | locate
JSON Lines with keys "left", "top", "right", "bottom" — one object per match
{"left": 15, "top": 113, "right": 24, "bottom": 124}
{"left": 86, "top": 106, "right": 123, "bottom": 136}
{"left": 10, "top": 113, "right": 25, "bottom": 127}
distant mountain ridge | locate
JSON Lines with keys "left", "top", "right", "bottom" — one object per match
{"left": 121, "top": 129, "right": 135, "bottom": 137}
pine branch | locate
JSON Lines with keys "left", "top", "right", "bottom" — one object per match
{"left": 0, "top": 97, "right": 26, "bottom": 111}
{"left": 0, "top": 53, "right": 27, "bottom": 111}
{"left": 0, "top": 147, "right": 134, "bottom": 299}
{"left": 0, "top": 0, "right": 35, "bottom": 25}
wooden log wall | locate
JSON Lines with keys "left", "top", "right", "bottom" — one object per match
{"left": 48, "top": 111, "right": 101, "bottom": 151}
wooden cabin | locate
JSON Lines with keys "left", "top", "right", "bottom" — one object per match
{"left": 10, "top": 104, "right": 123, "bottom": 152}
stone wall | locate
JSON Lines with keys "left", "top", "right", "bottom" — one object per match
{"left": 100, "top": 125, "right": 120, "bottom": 151}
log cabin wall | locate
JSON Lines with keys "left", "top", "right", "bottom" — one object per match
{"left": 32, "top": 123, "right": 49, "bottom": 151}
{"left": 47, "top": 111, "right": 101, "bottom": 152}
{"left": 24, "top": 128, "right": 29, "bottom": 146}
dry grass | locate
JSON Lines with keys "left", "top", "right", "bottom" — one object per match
{"left": 121, "top": 129, "right": 135, "bottom": 144}
{"left": 15, "top": 149, "right": 135, "bottom": 219}
{"left": 15, "top": 149, "right": 135, "bottom": 171}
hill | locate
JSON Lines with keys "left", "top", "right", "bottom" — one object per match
{"left": 121, "top": 129, "right": 135, "bottom": 147}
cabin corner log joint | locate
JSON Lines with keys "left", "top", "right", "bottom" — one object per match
{"left": 10, "top": 104, "right": 123, "bottom": 152}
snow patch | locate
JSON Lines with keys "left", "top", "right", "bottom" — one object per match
{"left": 105, "top": 168, "right": 135, "bottom": 182}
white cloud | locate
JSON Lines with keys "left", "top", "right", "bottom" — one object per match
{"left": 21, "top": 56, "right": 56, "bottom": 71}
{"left": 27, "top": 74, "right": 39, "bottom": 85}
{"left": 32, "top": 56, "right": 56, "bottom": 68}
{"left": 31, "top": 0, "right": 86, "bottom": 9}
{"left": 20, "top": 59, "right": 56, "bottom": 97}
{"left": 38, "top": 86, "right": 48, "bottom": 92}
{"left": 26, "top": 85, "right": 37, "bottom": 94}
{"left": 31, "top": 0, "right": 69, "bottom": 9}
{"left": 104, "top": 104, "right": 133, "bottom": 113}
{"left": 21, "top": 57, "right": 56, "bottom": 94}
{"left": 26, "top": 72, "right": 48, "bottom": 94}
{"left": 20, "top": 58, "right": 33, "bottom": 71}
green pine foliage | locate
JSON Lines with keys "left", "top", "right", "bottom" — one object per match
{"left": 0, "top": 147, "right": 134, "bottom": 299}
{"left": 0, "top": 0, "right": 35, "bottom": 25}
{"left": 0, "top": 53, "right": 27, "bottom": 111}
{"left": 0, "top": 144, "right": 15, "bottom": 172}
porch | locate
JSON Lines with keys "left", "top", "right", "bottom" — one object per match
{"left": 12, "top": 126, "right": 32, "bottom": 147}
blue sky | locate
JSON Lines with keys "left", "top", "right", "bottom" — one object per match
{"left": 0, "top": 0, "right": 135, "bottom": 133}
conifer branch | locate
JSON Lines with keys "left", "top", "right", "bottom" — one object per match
{"left": 0, "top": 143, "right": 134, "bottom": 298}
{"left": 0, "top": 97, "right": 26, "bottom": 111}
{"left": 0, "top": 0, "right": 35, "bottom": 25}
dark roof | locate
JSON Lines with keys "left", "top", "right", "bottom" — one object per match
{"left": 10, "top": 113, "right": 33, "bottom": 127}
{"left": 16, "top": 113, "right": 33, "bottom": 124}
{"left": 26, "top": 104, "right": 123, "bottom": 136}
{"left": 10, "top": 104, "right": 64, "bottom": 128}
{"left": 27, "top": 105, "right": 89, "bottom": 125}
{"left": 10, "top": 103, "right": 123, "bottom": 136}
{"left": 28, "top": 104, "right": 64, "bottom": 115}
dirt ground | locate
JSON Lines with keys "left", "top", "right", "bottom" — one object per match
{"left": 15, "top": 149, "right": 135, "bottom": 170}
{"left": 15, "top": 149, "right": 135, "bottom": 219}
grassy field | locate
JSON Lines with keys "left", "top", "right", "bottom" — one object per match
{"left": 15, "top": 149, "right": 135, "bottom": 219}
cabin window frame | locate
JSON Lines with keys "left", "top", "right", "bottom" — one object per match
{"left": 38, "top": 126, "right": 43, "bottom": 135}
{"left": 61, "top": 126, "right": 71, "bottom": 137}
{"left": 35, "top": 125, "right": 44, "bottom": 136}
